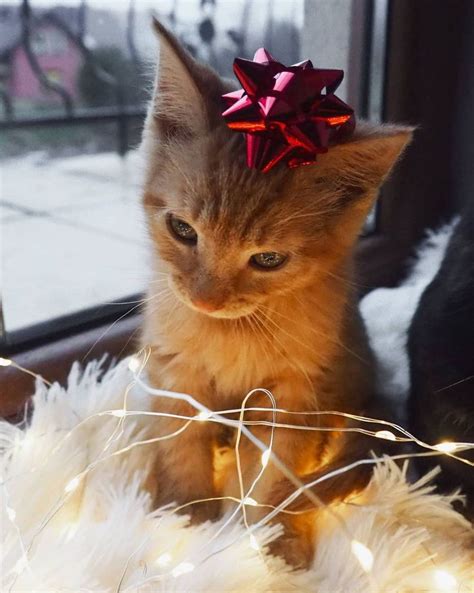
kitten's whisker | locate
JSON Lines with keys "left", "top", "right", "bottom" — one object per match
{"left": 148, "top": 276, "right": 170, "bottom": 284}
{"left": 149, "top": 278, "right": 168, "bottom": 286}
{"left": 294, "top": 295, "right": 368, "bottom": 364}
{"left": 277, "top": 200, "right": 323, "bottom": 222}
{"left": 82, "top": 289, "right": 172, "bottom": 362}
{"left": 253, "top": 309, "right": 315, "bottom": 396}
{"left": 316, "top": 266, "right": 371, "bottom": 291}
{"left": 234, "top": 315, "right": 245, "bottom": 347}
{"left": 101, "top": 299, "right": 146, "bottom": 306}
{"left": 116, "top": 323, "right": 144, "bottom": 359}
{"left": 244, "top": 313, "right": 266, "bottom": 358}
{"left": 434, "top": 374, "right": 474, "bottom": 393}
{"left": 149, "top": 272, "right": 170, "bottom": 278}
{"left": 163, "top": 294, "right": 181, "bottom": 329}
{"left": 257, "top": 306, "right": 315, "bottom": 355}
{"left": 251, "top": 312, "right": 284, "bottom": 380}
{"left": 255, "top": 307, "right": 318, "bottom": 393}
{"left": 247, "top": 313, "right": 278, "bottom": 383}
{"left": 168, "top": 156, "right": 195, "bottom": 193}
{"left": 81, "top": 300, "right": 146, "bottom": 362}
{"left": 275, "top": 208, "right": 333, "bottom": 228}
{"left": 274, "top": 201, "right": 340, "bottom": 228}
{"left": 102, "top": 293, "right": 157, "bottom": 306}
{"left": 262, "top": 301, "right": 368, "bottom": 366}
{"left": 144, "top": 288, "right": 174, "bottom": 311}
{"left": 118, "top": 293, "right": 177, "bottom": 358}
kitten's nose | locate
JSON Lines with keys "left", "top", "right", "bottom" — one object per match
{"left": 192, "top": 298, "right": 223, "bottom": 313}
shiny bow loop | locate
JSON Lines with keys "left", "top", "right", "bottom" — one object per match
{"left": 221, "top": 48, "right": 355, "bottom": 173}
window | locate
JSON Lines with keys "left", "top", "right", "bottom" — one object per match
{"left": 2, "top": 0, "right": 418, "bottom": 357}
{"left": 1, "top": 0, "right": 310, "bottom": 349}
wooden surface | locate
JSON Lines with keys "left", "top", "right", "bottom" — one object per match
{"left": 0, "top": 315, "right": 140, "bottom": 420}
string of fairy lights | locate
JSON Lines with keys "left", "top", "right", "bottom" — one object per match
{"left": 0, "top": 351, "right": 472, "bottom": 591}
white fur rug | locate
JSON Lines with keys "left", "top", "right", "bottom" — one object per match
{"left": 1, "top": 222, "right": 473, "bottom": 593}
{"left": 360, "top": 219, "right": 460, "bottom": 420}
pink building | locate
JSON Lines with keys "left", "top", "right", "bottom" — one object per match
{"left": 0, "top": 4, "right": 127, "bottom": 108}
{"left": 6, "top": 23, "right": 82, "bottom": 103}
{"left": 0, "top": 3, "right": 90, "bottom": 107}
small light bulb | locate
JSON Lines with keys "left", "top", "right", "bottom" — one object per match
{"left": 375, "top": 430, "right": 396, "bottom": 441}
{"left": 65, "top": 522, "right": 79, "bottom": 542}
{"left": 261, "top": 449, "right": 271, "bottom": 468}
{"left": 6, "top": 506, "right": 16, "bottom": 521}
{"left": 13, "top": 555, "right": 28, "bottom": 575}
{"left": 64, "top": 476, "right": 81, "bottom": 494}
{"left": 196, "top": 410, "right": 212, "bottom": 421}
{"left": 156, "top": 552, "right": 172, "bottom": 568}
{"left": 0, "top": 357, "right": 12, "bottom": 367}
{"left": 351, "top": 540, "right": 373, "bottom": 573}
{"left": 128, "top": 356, "right": 141, "bottom": 373}
{"left": 171, "top": 562, "right": 195, "bottom": 578}
{"left": 111, "top": 409, "right": 127, "bottom": 418}
{"left": 434, "top": 441, "right": 458, "bottom": 453}
{"left": 433, "top": 569, "right": 457, "bottom": 590}
{"left": 243, "top": 497, "right": 258, "bottom": 506}
{"left": 249, "top": 534, "right": 260, "bottom": 551}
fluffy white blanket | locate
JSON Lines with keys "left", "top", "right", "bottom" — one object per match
{"left": 1, "top": 222, "right": 473, "bottom": 592}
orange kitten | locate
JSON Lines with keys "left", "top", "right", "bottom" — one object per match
{"left": 141, "top": 20, "right": 412, "bottom": 567}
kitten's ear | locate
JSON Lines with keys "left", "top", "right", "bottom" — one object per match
{"left": 313, "top": 122, "right": 414, "bottom": 246}
{"left": 320, "top": 121, "right": 414, "bottom": 196}
{"left": 150, "top": 18, "right": 226, "bottom": 139}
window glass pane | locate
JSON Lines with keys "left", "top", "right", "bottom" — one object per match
{"left": 1, "top": 131, "right": 145, "bottom": 332}
{"left": 302, "top": 1, "right": 382, "bottom": 237}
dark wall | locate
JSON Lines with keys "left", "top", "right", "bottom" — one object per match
{"left": 384, "top": 0, "right": 474, "bottom": 238}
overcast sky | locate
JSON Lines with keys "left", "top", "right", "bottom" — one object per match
{"left": 6, "top": 0, "right": 304, "bottom": 28}
{"left": 2, "top": 0, "right": 304, "bottom": 65}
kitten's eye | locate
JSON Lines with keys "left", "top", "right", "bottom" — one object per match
{"left": 250, "top": 251, "right": 287, "bottom": 270}
{"left": 167, "top": 214, "right": 197, "bottom": 244}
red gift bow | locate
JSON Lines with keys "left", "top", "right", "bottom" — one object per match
{"left": 221, "top": 48, "right": 355, "bottom": 173}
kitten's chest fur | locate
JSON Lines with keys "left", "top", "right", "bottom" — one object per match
{"left": 142, "top": 282, "right": 372, "bottom": 412}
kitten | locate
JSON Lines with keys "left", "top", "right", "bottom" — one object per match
{"left": 409, "top": 200, "right": 474, "bottom": 520}
{"left": 141, "top": 20, "right": 412, "bottom": 567}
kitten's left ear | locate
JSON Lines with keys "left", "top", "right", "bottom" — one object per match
{"left": 150, "top": 18, "right": 228, "bottom": 139}
{"left": 320, "top": 121, "right": 414, "bottom": 195}
{"left": 312, "top": 122, "right": 414, "bottom": 245}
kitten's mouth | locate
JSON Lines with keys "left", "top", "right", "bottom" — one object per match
{"left": 169, "top": 279, "right": 256, "bottom": 319}
{"left": 195, "top": 306, "right": 254, "bottom": 319}
{"left": 188, "top": 298, "right": 256, "bottom": 319}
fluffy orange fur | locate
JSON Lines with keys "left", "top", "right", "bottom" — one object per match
{"left": 141, "top": 20, "right": 412, "bottom": 567}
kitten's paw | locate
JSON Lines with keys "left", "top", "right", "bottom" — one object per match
{"left": 270, "top": 476, "right": 307, "bottom": 512}
{"left": 185, "top": 499, "right": 221, "bottom": 525}
{"left": 267, "top": 532, "right": 314, "bottom": 570}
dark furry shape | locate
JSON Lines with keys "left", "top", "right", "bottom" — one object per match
{"left": 408, "top": 201, "right": 474, "bottom": 518}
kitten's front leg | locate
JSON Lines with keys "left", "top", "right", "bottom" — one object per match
{"left": 146, "top": 362, "right": 219, "bottom": 523}
{"left": 223, "top": 378, "right": 324, "bottom": 567}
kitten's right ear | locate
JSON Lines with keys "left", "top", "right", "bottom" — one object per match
{"left": 150, "top": 18, "right": 225, "bottom": 139}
